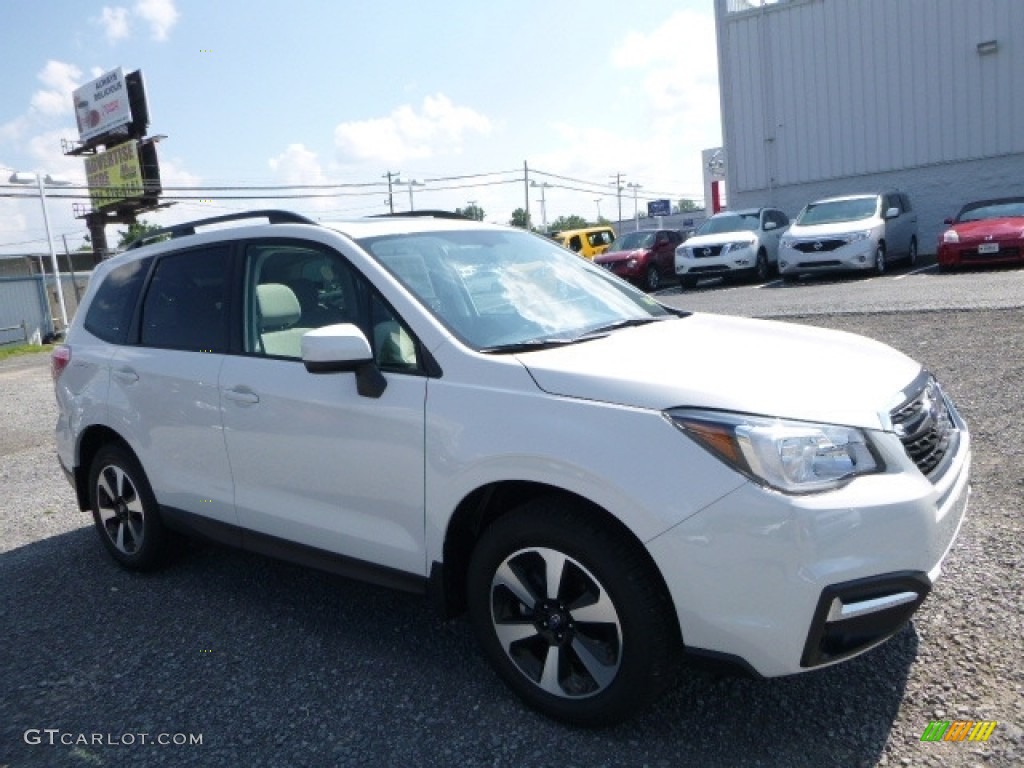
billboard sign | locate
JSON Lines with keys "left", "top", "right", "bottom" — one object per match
{"left": 73, "top": 67, "right": 133, "bottom": 143}
{"left": 84, "top": 141, "right": 145, "bottom": 209}
{"left": 647, "top": 199, "right": 671, "bottom": 217}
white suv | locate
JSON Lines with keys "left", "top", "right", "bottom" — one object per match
{"left": 674, "top": 207, "right": 790, "bottom": 288}
{"left": 53, "top": 210, "right": 970, "bottom": 726}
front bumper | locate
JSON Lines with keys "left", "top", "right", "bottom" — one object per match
{"left": 647, "top": 419, "right": 971, "bottom": 677}
{"left": 778, "top": 239, "right": 876, "bottom": 275}
{"left": 675, "top": 245, "right": 757, "bottom": 277}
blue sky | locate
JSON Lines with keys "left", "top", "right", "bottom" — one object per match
{"left": 0, "top": 0, "right": 721, "bottom": 253}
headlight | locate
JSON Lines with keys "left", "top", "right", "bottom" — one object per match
{"left": 942, "top": 229, "right": 960, "bottom": 244}
{"left": 846, "top": 231, "right": 872, "bottom": 244}
{"left": 667, "top": 409, "right": 882, "bottom": 494}
{"left": 780, "top": 236, "right": 794, "bottom": 248}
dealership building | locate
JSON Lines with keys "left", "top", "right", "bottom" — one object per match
{"left": 712, "top": 0, "right": 1024, "bottom": 251}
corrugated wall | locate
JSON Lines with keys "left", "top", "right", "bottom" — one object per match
{"left": 716, "top": 0, "right": 1024, "bottom": 249}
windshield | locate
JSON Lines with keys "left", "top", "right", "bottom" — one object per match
{"left": 797, "top": 197, "right": 878, "bottom": 226}
{"left": 956, "top": 198, "right": 1024, "bottom": 222}
{"left": 357, "top": 228, "right": 673, "bottom": 350}
{"left": 697, "top": 213, "right": 759, "bottom": 235}
{"left": 615, "top": 231, "right": 656, "bottom": 250}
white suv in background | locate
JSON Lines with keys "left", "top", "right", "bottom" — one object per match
{"left": 779, "top": 191, "right": 919, "bottom": 281}
{"left": 674, "top": 207, "right": 790, "bottom": 289}
{"left": 53, "top": 210, "right": 969, "bottom": 726}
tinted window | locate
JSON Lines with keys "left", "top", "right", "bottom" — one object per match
{"left": 83, "top": 257, "right": 151, "bottom": 344}
{"left": 140, "top": 246, "right": 230, "bottom": 352}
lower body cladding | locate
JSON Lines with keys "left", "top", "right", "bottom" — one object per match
{"left": 676, "top": 248, "right": 757, "bottom": 282}
{"left": 646, "top": 431, "right": 971, "bottom": 677}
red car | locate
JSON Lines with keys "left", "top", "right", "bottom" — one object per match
{"left": 937, "top": 197, "right": 1024, "bottom": 270}
{"left": 593, "top": 228, "right": 684, "bottom": 291}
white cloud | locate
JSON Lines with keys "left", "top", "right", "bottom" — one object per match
{"left": 93, "top": 0, "right": 178, "bottom": 44}
{"left": 29, "top": 61, "right": 83, "bottom": 117}
{"left": 334, "top": 94, "right": 492, "bottom": 165}
{"left": 269, "top": 144, "right": 328, "bottom": 185}
{"left": 135, "top": 0, "right": 179, "bottom": 41}
{"left": 98, "top": 6, "right": 131, "bottom": 43}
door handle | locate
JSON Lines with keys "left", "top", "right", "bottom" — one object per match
{"left": 224, "top": 387, "right": 260, "bottom": 405}
{"left": 112, "top": 366, "right": 139, "bottom": 384}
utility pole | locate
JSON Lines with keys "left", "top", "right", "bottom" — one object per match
{"left": 523, "top": 161, "right": 531, "bottom": 230}
{"left": 610, "top": 173, "right": 625, "bottom": 226}
{"left": 531, "top": 181, "right": 550, "bottom": 232}
{"left": 594, "top": 198, "right": 602, "bottom": 222}
{"left": 382, "top": 170, "right": 400, "bottom": 213}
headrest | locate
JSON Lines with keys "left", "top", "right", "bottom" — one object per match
{"left": 256, "top": 283, "right": 301, "bottom": 329}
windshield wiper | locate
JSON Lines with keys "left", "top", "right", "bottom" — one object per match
{"left": 478, "top": 337, "right": 579, "bottom": 354}
{"left": 574, "top": 316, "right": 670, "bottom": 338}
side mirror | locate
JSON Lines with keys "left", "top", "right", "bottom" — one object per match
{"left": 764, "top": 220, "right": 777, "bottom": 231}
{"left": 944, "top": 217, "right": 954, "bottom": 225}
{"left": 885, "top": 206, "right": 900, "bottom": 219}
{"left": 301, "top": 324, "right": 387, "bottom": 398}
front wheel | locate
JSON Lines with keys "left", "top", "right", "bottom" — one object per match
{"left": 907, "top": 237, "right": 918, "bottom": 267}
{"left": 88, "top": 444, "right": 169, "bottom": 570}
{"left": 753, "top": 250, "right": 769, "bottom": 283}
{"left": 467, "top": 499, "right": 680, "bottom": 726}
{"left": 644, "top": 265, "right": 661, "bottom": 292}
{"left": 874, "top": 244, "right": 887, "bottom": 275}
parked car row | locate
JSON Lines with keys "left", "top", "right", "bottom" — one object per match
{"left": 562, "top": 190, "right": 1022, "bottom": 294}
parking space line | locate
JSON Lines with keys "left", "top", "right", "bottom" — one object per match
{"left": 893, "top": 265, "right": 935, "bottom": 280}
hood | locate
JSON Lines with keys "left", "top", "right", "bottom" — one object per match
{"left": 517, "top": 314, "right": 921, "bottom": 430}
{"left": 948, "top": 218, "right": 1024, "bottom": 240}
{"left": 684, "top": 231, "right": 757, "bottom": 248}
{"left": 787, "top": 217, "right": 875, "bottom": 238}
{"left": 595, "top": 248, "right": 647, "bottom": 264}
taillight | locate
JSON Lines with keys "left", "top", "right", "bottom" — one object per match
{"left": 51, "top": 344, "right": 71, "bottom": 382}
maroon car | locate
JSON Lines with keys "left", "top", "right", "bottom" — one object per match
{"left": 594, "top": 229, "right": 684, "bottom": 291}
{"left": 938, "top": 197, "right": 1024, "bottom": 270}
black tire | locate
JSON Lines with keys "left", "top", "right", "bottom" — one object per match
{"left": 88, "top": 444, "right": 169, "bottom": 571}
{"left": 679, "top": 275, "right": 698, "bottom": 290}
{"left": 907, "top": 237, "right": 918, "bottom": 267}
{"left": 644, "top": 266, "right": 661, "bottom": 292}
{"left": 753, "top": 249, "right": 769, "bottom": 283}
{"left": 467, "top": 498, "right": 680, "bottom": 727}
{"left": 874, "top": 243, "right": 887, "bottom": 275}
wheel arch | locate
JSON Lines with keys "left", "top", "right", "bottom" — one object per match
{"left": 73, "top": 425, "right": 136, "bottom": 511}
{"left": 431, "top": 480, "right": 678, "bottom": 632}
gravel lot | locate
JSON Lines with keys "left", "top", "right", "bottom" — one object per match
{"left": 1, "top": 307, "right": 1021, "bottom": 768}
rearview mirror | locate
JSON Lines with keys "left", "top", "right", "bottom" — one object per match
{"left": 301, "top": 324, "right": 386, "bottom": 398}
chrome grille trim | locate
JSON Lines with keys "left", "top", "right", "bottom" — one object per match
{"left": 890, "top": 375, "right": 958, "bottom": 480}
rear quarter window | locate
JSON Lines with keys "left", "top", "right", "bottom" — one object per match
{"left": 83, "top": 257, "right": 151, "bottom": 344}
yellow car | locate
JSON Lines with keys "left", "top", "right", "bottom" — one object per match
{"left": 552, "top": 226, "right": 616, "bottom": 259}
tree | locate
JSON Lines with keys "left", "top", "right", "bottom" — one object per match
{"left": 509, "top": 208, "right": 532, "bottom": 229}
{"left": 117, "top": 219, "right": 164, "bottom": 249}
{"left": 676, "top": 198, "right": 701, "bottom": 213}
{"left": 456, "top": 204, "right": 485, "bottom": 221}
{"left": 549, "top": 214, "right": 589, "bottom": 232}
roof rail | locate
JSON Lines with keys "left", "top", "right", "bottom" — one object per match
{"left": 125, "top": 210, "right": 316, "bottom": 250}
{"left": 368, "top": 210, "right": 471, "bottom": 220}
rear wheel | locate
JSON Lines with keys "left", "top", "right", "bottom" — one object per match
{"left": 467, "top": 498, "right": 680, "bottom": 726}
{"left": 88, "top": 444, "right": 169, "bottom": 570}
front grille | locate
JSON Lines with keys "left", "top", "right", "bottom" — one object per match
{"left": 797, "top": 260, "right": 841, "bottom": 268}
{"left": 691, "top": 245, "right": 723, "bottom": 258}
{"left": 891, "top": 377, "right": 957, "bottom": 479}
{"left": 793, "top": 239, "right": 847, "bottom": 253}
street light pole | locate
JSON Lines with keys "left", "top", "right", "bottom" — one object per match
{"left": 594, "top": 198, "right": 602, "bottom": 221}
{"left": 10, "top": 172, "right": 70, "bottom": 331}
{"left": 530, "top": 181, "right": 550, "bottom": 232}
{"left": 627, "top": 182, "right": 642, "bottom": 231}
{"left": 405, "top": 179, "right": 424, "bottom": 211}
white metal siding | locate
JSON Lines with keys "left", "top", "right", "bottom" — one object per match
{"left": 720, "top": 0, "right": 1024, "bottom": 192}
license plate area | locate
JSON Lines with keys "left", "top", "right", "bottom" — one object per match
{"left": 978, "top": 243, "right": 1000, "bottom": 254}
